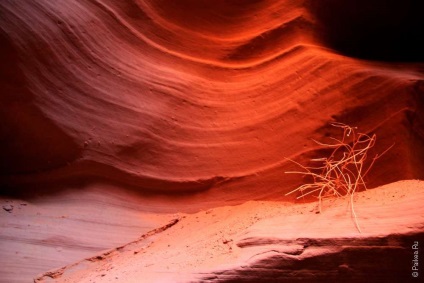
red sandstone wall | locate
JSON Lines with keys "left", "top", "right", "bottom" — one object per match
{"left": 1, "top": 0, "right": 423, "bottom": 200}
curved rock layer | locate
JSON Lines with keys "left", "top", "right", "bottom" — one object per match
{"left": 1, "top": 0, "right": 424, "bottom": 199}
{"left": 1, "top": 1, "right": 424, "bottom": 282}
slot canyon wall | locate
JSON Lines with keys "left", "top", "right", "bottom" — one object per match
{"left": 1, "top": 0, "right": 424, "bottom": 202}
{"left": 1, "top": 1, "right": 424, "bottom": 282}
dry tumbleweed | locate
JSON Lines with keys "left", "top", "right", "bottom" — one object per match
{"left": 285, "top": 123, "right": 393, "bottom": 232}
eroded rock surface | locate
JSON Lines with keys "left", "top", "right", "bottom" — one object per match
{"left": 1, "top": 0, "right": 423, "bottom": 197}
{"left": 1, "top": 1, "right": 423, "bottom": 282}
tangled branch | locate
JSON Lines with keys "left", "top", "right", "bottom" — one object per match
{"left": 285, "top": 123, "right": 393, "bottom": 232}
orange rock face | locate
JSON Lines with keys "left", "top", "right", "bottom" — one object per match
{"left": 1, "top": 0, "right": 423, "bottom": 197}
{"left": 0, "top": 0, "right": 423, "bottom": 282}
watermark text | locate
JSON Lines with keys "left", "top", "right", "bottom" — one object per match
{"left": 412, "top": 241, "right": 419, "bottom": 278}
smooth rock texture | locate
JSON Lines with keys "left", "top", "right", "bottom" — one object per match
{"left": 0, "top": 184, "right": 172, "bottom": 283}
{"left": 1, "top": 0, "right": 423, "bottom": 196}
{"left": 0, "top": 0, "right": 424, "bottom": 282}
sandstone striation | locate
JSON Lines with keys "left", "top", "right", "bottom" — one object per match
{"left": 0, "top": 0, "right": 423, "bottom": 282}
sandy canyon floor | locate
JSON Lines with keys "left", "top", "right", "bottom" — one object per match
{"left": 1, "top": 180, "right": 423, "bottom": 282}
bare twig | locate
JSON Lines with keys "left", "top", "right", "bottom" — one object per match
{"left": 285, "top": 123, "right": 392, "bottom": 233}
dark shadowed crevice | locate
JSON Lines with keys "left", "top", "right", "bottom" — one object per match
{"left": 308, "top": 0, "right": 424, "bottom": 62}
{"left": 0, "top": 31, "right": 81, "bottom": 176}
